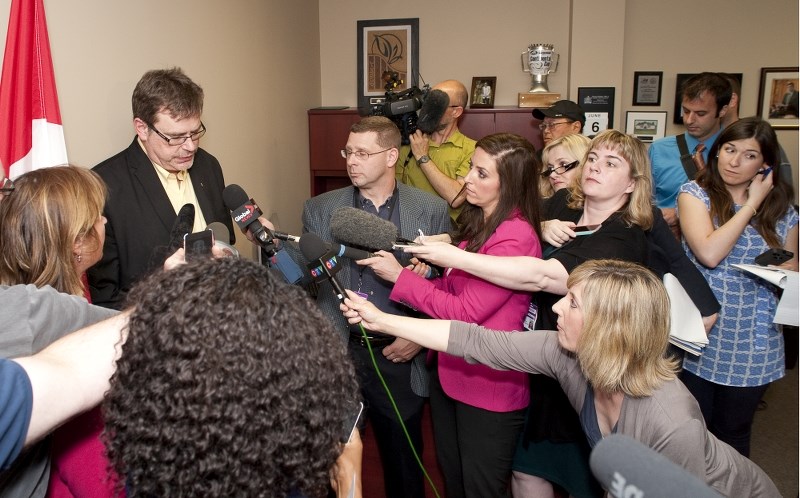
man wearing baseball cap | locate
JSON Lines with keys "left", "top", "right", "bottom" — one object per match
{"left": 532, "top": 100, "right": 586, "bottom": 146}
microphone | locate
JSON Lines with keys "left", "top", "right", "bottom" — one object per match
{"left": 417, "top": 89, "right": 450, "bottom": 135}
{"left": 329, "top": 207, "right": 441, "bottom": 278}
{"left": 590, "top": 434, "right": 722, "bottom": 498}
{"left": 149, "top": 203, "right": 195, "bottom": 268}
{"left": 222, "top": 184, "right": 277, "bottom": 256}
{"left": 207, "top": 221, "right": 239, "bottom": 258}
{"left": 299, "top": 232, "right": 348, "bottom": 303}
{"left": 300, "top": 232, "right": 377, "bottom": 261}
{"left": 330, "top": 207, "right": 408, "bottom": 251}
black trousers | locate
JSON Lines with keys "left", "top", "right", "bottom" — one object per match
{"left": 680, "top": 370, "right": 769, "bottom": 457}
{"left": 349, "top": 342, "right": 425, "bottom": 498}
{"left": 429, "top": 367, "right": 525, "bottom": 498}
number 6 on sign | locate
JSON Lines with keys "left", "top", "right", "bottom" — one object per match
{"left": 583, "top": 112, "right": 609, "bottom": 135}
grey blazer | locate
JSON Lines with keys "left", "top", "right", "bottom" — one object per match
{"left": 295, "top": 183, "right": 450, "bottom": 396}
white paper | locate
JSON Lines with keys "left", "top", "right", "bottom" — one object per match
{"left": 733, "top": 264, "right": 799, "bottom": 326}
{"left": 663, "top": 273, "right": 708, "bottom": 355}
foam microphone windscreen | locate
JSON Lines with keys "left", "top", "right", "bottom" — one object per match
{"left": 590, "top": 434, "right": 722, "bottom": 498}
{"left": 417, "top": 89, "right": 450, "bottom": 135}
{"left": 148, "top": 203, "right": 195, "bottom": 269}
{"left": 329, "top": 207, "right": 399, "bottom": 251}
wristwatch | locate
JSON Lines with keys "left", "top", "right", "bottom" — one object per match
{"left": 417, "top": 155, "right": 431, "bottom": 165}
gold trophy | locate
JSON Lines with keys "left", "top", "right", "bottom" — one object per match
{"left": 518, "top": 43, "right": 560, "bottom": 107}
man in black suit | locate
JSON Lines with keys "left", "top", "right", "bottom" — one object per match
{"left": 88, "top": 68, "right": 233, "bottom": 309}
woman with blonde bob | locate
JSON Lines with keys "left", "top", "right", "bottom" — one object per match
{"left": 341, "top": 259, "right": 780, "bottom": 497}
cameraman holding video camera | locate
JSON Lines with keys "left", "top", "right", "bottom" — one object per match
{"left": 396, "top": 80, "right": 476, "bottom": 223}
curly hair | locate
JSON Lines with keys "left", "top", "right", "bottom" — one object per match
{"left": 103, "top": 257, "right": 360, "bottom": 497}
{"left": 0, "top": 165, "right": 106, "bottom": 296}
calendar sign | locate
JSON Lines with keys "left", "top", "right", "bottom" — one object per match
{"left": 577, "top": 87, "right": 615, "bottom": 135}
{"left": 583, "top": 112, "right": 609, "bottom": 135}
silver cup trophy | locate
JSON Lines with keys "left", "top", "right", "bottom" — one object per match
{"left": 521, "top": 43, "right": 559, "bottom": 93}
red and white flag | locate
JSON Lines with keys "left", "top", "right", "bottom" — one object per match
{"left": 0, "top": 0, "right": 67, "bottom": 180}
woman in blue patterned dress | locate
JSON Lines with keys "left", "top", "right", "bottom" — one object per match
{"left": 677, "top": 116, "right": 798, "bottom": 457}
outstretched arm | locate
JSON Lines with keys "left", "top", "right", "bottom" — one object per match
{"left": 404, "top": 241, "right": 568, "bottom": 294}
{"left": 342, "top": 291, "right": 451, "bottom": 352}
{"left": 13, "top": 312, "right": 129, "bottom": 446}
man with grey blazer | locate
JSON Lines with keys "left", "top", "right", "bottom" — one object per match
{"left": 289, "top": 116, "right": 450, "bottom": 498}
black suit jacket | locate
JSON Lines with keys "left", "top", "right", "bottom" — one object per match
{"left": 87, "top": 138, "right": 234, "bottom": 309}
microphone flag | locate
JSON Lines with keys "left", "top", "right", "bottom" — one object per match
{"left": 0, "top": 0, "right": 67, "bottom": 179}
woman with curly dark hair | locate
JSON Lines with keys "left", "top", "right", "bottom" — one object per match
{"left": 103, "top": 257, "right": 362, "bottom": 498}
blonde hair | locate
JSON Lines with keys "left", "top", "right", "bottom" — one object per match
{"left": 567, "top": 130, "right": 654, "bottom": 230}
{"left": 569, "top": 260, "right": 678, "bottom": 397}
{"left": 540, "top": 134, "right": 591, "bottom": 198}
{"left": 0, "top": 166, "right": 107, "bottom": 296}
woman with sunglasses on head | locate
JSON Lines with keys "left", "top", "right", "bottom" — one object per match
{"left": 539, "top": 134, "right": 591, "bottom": 200}
{"left": 678, "top": 116, "right": 798, "bottom": 458}
{"left": 359, "top": 133, "right": 541, "bottom": 498}
{"left": 341, "top": 259, "right": 780, "bottom": 497}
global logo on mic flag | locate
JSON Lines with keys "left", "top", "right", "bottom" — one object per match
{"left": 0, "top": 0, "right": 68, "bottom": 180}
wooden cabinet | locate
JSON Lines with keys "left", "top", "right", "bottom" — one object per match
{"left": 308, "top": 106, "right": 543, "bottom": 196}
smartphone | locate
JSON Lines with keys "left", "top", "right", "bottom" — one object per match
{"left": 754, "top": 248, "right": 793, "bottom": 266}
{"left": 573, "top": 224, "right": 601, "bottom": 236}
{"left": 759, "top": 166, "right": 773, "bottom": 177}
{"left": 184, "top": 230, "right": 215, "bottom": 261}
{"left": 341, "top": 401, "right": 364, "bottom": 444}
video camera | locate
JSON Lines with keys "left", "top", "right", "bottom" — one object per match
{"left": 369, "top": 71, "right": 430, "bottom": 144}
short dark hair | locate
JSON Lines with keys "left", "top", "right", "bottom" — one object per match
{"left": 351, "top": 115, "right": 401, "bottom": 149}
{"left": 132, "top": 67, "right": 204, "bottom": 125}
{"left": 681, "top": 72, "right": 732, "bottom": 116}
{"left": 104, "top": 257, "right": 360, "bottom": 497}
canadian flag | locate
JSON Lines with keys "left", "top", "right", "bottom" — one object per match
{"left": 0, "top": 0, "right": 67, "bottom": 180}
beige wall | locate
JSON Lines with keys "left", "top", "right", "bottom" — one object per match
{"left": 0, "top": 0, "right": 797, "bottom": 256}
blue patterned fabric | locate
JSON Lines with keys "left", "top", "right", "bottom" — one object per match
{"left": 680, "top": 181, "right": 798, "bottom": 387}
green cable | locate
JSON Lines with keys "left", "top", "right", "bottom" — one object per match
{"left": 359, "top": 323, "right": 441, "bottom": 498}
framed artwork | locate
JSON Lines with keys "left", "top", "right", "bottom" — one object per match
{"left": 470, "top": 77, "right": 496, "bottom": 108}
{"left": 356, "top": 18, "right": 419, "bottom": 112}
{"left": 625, "top": 111, "right": 667, "bottom": 143}
{"left": 758, "top": 67, "right": 799, "bottom": 130}
{"left": 578, "top": 87, "right": 615, "bottom": 135}
{"left": 673, "top": 73, "right": 742, "bottom": 124}
{"left": 633, "top": 71, "right": 663, "bottom": 106}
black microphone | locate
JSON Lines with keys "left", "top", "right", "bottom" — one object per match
{"left": 417, "top": 89, "right": 450, "bottom": 135}
{"left": 299, "top": 232, "right": 348, "bottom": 303}
{"left": 299, "top": 232, "right": 377, "bottom": 261}
{"left": 590, "top": 434, "right": 722, "bottom": 498}
{"left": 222, "top": 184, "right": 278, "bottom": 256}
{"left": 148, "top": 203, "right": 195, "bottom": 268}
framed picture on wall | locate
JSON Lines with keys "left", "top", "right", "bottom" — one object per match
{"left": 633, "top": 71, "right": 663, "bottom": 106}
{"left": 673, "top": 73, "right": 742, "bottom": 124}
{"left": 356, "top": 18, "right": 419, "bottom": 113}
{"left": 625, "top": 111, "right": 667, "bottom": 143}
{"left": 470, "top": 77, "right": 496, "bottom": 109}
{"left": 758, "top": 67, "right": 799, "bottom": 130}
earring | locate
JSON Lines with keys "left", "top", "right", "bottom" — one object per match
{"left": 75, "top": 253, "right": 82, "bottom": 263}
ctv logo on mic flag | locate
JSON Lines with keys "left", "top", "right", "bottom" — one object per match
{"left": 0, "top": 0, "right": 67, "bottom": 180}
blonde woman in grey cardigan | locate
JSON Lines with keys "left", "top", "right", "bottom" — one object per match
{"left": 341, "top": 259, "right": 779, "bottom": 498}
